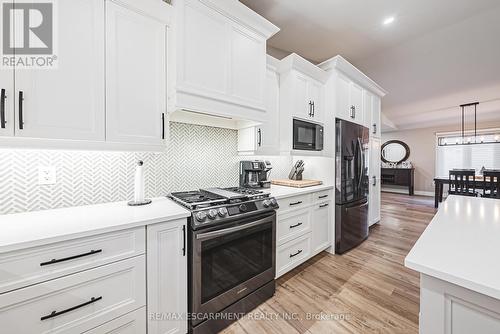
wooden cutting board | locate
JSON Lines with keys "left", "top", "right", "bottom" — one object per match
{"left": 271, "top": 179, "right": 323, "bottom": 188}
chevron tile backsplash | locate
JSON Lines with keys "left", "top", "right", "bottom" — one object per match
{"left": 0, "top": 122, "right": 293, "bottom": 215}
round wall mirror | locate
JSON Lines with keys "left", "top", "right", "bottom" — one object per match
{"left": 381, "top": 140, "right": 410, "bottom": 164}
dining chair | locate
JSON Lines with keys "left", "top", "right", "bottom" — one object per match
{"left": 449, "top": 169, "right": 477, "bottom": 197}
{"left": 482, "top": 170, "right": 500, "bottom": 199}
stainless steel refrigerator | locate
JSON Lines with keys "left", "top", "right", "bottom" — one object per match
{"left": 335, "top": 118, "right": 370, "bottom": 254}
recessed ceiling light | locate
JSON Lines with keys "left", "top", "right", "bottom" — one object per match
{"left": 383, "top": 17, "right": 395, "bottom": 25}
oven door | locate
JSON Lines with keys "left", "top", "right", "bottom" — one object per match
{"left": 293, "top": 119, "right": 324, "bottom": 151}
{"left": 191, "top": 212, "right": 276, "bottom": 323}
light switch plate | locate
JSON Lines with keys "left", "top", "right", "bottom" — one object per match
{"left": 38, "top": 166, "right": 57, "bottom": 185}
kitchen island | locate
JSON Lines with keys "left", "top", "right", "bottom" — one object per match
{"left": 405, "top": 195, "right": 500, "bottom": 334}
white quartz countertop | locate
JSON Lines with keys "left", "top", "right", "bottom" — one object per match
{"left": 405, "top": 195, "right": 500, "bottom": 300}
{"left": 266, "top": 184, "right": 334, "bottom": 199}
{"left": 0, "top": 197, "right": 190, "bottom": 254}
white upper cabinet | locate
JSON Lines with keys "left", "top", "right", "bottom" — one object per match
{"left": 278, "top": 54, "right": 327, "bottom": 123}
{"left": 238, "top": 57, "right": 280, "bottom": 155}
{"left": 371, "top": 95, "right": 382, "bottom": 138}
{"left": 14, "top": 0, "right": 105, "bottom": 141}
{"left": 105, "top": 0, "right": 170, "bottom": 148}
{"left": 278, "top": 53, "right": 329, "bottom": 155}
{"left": 173, "top": 0, "right": 279, "bottom": 122}
{"left": 320, "top": 55, "right": 386, "bottom": 127}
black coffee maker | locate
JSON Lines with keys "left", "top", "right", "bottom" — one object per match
{"left": 239, "top": 160, "right": 272, "bottom": 188}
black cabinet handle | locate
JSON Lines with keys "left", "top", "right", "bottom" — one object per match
{"left": 289, "top": 222, "right": 303, "bottom": 229}
{"left": 18, "top": 91, "right": 24, "bottom": 129}
{"left": 40, "top": 249, "right": 102, "bottom": 266}
{"left": 257, "top": 128, "right": 262, "bottom": 147}
{"left": 318, "top": 195, "right": 328, "bottom": 199}
{"left": 373, "top": 176, "right": 377, "bottom": 186}
{"left": 289, "top": 249, "right": 303, "bottom": 258}
{"left": 40, "top": 296, "right": 102, "bottom": 321}
{"left": 289, "top": 201, "right": 302, "bottom": 206}
{"left": 0, "top": 89, "right": 6, "bottom": 129}
{"left": 312, "top": 101, "right": 315, "bottom": 117}
{"left": 161, "top": 113, "right": 165, "bottom": 139}
{"left": 319, "top": 203, "right": 329, "bottom": 208}
{"left": 308, "top": 101, "right": 312, "bottom": 117}
{"left": 182, "top": 225, "right": 186, "bottom": 256}
{"left": 373, "top": 123, "right": 377, "bottom": 134}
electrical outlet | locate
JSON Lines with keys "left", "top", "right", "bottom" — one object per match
{"left": 38, "top": 166, "right": 57, "bottom": 185}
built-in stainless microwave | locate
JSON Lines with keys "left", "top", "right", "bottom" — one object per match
{"left": 293, "top": 119, "right": 324, "bottom": 151}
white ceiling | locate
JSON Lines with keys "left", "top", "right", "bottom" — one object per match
{"left": 240, "top": 0, "right": 500, "bottom": 131}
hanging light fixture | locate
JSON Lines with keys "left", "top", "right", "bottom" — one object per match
{"left": 437, "top": 102, "right": 500, "bottom": 146}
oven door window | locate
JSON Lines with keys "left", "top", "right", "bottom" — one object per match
{"left": 200, "top": 221, "right": 273, "bottom": 304}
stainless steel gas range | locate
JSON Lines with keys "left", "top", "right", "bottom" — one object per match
{"left": 168, "top": 187, "right": 279, "bottom": 334}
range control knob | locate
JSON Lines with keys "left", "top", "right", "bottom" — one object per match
{"left": 263, "top": 200, "right": 271, "bottom": 208}
{"left": 218, "top": 207, "right": 228, "bottom": 217}
{"left": 270, "top": 198, "right": 278, "bottom": 207}
{"left": 208, "top": 209, "right": 218, "bottom": 220}
{"left": 195, "top": 211, "right": 207, "bottom": 222}
{"left": 239, "top": 204, "right": 248, "bottom": 212}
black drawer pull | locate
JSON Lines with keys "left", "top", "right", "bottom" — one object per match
{"left": 289, "top": 201, "right": 302, "bottom": 206}
{"left": 41, "top": 296, "right": 102, "bottom": 321}
{"left": 40, "top": 249, "right": 102, "bottom": 266}
{"left": 18, "top": 91, "right": 24, "bottom": 129}
{"left": 0, "top": 89, "right": 6, "bottom": 129}
{"left": 319, "top": 203, "right": 329, "bottom": 208}
{"left": 289, "top": 222, "right": 303, "bottom": 229}
{"left": 161, "top": 113, "right": 165, "bottom": 139}
{"left": 289, "top": 249, "right": 303, "bottom": 258}
{"left": 318, "top": 195, "right": 328, "bottom": 199}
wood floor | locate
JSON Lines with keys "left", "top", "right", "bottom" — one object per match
{"left": 222, "top": 192, "right": 436, "bottom": 334}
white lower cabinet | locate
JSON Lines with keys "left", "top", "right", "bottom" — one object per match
{"left": 147, "top": 220, "right": 188, "bottom": 334}
{"left": 276, "top": 189, "right": 334, "bottom": 278}
{"left": 311, "top": 201, "right": 332, "bottom": 255}
{"left": 0, "top": 256, "right": 146, "bottom": 334}
{"left": 83, "top": 308, "right": 146, "bottom": 334}
{"left": 277, "top": 233, "right": 311, "bottom": 277}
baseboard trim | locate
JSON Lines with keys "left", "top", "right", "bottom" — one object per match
{"left": 381, "top": 188, "right": 434, "bottom": 197}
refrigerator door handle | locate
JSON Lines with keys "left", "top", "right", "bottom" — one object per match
{"left": 357, "top": 138, "right": 363, "bottom": 190}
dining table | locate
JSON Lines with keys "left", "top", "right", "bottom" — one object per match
{"left": 433, "top": 176, "right": 486, "bottom": 208}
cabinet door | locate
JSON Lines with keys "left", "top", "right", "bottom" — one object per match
{"left": 369, "top": 138, "right": 381, "bottom": 226}
{"left": 335, "top": 73, "right": 351, "bottom": 121}
{"left": 14, "top": 0, "right": 105, "bottom": 140}
{"left": 0, "top": 68, "right": 14, "bottom": 137}
{"left": 371, "top": 95, "right": 381, "bottom": 138}
{"left": 311, "top": 201, "right": 332, "bottom": 254}
{"left": 105, "top": 1, "right": 167, "bottom": 146}
{"left": 257, "top": 68, "right": 280, "bottom": 154}
{"left": 308, "top": 79, "right": 323, "bottom": 122}
{"left": 294, "top": 72, "right": 311, "bottom": 119}
{"left": 230, "top": 26, "right": 266, "bottom": 108}
{"left": 363, "top": 90, "right": 373, "bottom": 129}
{"left": 179, "top": 0, "right": 228, "bottom": 95}
{"left": 147, "top": 220, "right": 187, "bottom": 334}
{"left": 350, "top": 82, "right": 364, "bottom": 124}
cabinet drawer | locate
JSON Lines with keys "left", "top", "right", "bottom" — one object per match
{"left": 277, "top": 208, "right": 311, "bottom": 245}
{"left": 83, "top": 308, "right": 146, "bottom": 334}
{"left": 276, "top": 233, "right": 311, "bottom": 278}
{"left": 312, "top": 189, "right": 332, "bottom": 202}
{"left": 0, "top": 256, "right": 146, "bottom": 334}
{"left": 0, "top": 227, "right": 145, "bottom": 294}
{"left": 277, "top": 194, "right": 311, "bottom": 212}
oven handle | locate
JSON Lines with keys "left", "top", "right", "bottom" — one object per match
{"left": 196, "top": 216, "right": 273, "bottom": 241}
